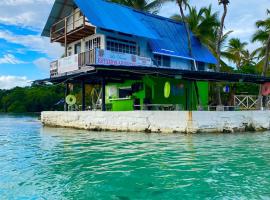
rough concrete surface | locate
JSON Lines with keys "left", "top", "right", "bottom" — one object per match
{"left": 41, "top": 111, "right": 270, "bottom": 133}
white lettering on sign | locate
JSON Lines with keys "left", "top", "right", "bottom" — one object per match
{"left": 96, "top": 49, "right": 152, "bottom": 67}
{"left": 58, "top": 54, "right": 79, "bottom": 74}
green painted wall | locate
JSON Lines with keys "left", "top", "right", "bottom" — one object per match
{"left": 105, "top": 76, "right": 209, "bottom": 111}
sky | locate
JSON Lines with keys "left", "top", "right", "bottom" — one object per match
{"left": 0, "top": 0, "right": 269, "bottom": 89}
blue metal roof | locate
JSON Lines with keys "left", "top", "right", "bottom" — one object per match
{"left": 74, "top": 0, "right": 159, "bottom": 39}
{"left": 42, "top": 0, "right": 217, "bottom": 64}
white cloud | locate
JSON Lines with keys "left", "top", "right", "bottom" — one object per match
{"left": 33, "top": 57, "right": 50, "bottom": 71}
{"left": 0, "top": 30, "right": 63, "bottom": 59}
{"left": 0, "top": 0, "right": 53, "bottom": 30}
{"left": 0, "top": 75, "right": 31, "bottom": 89}
{"left": 0, "top": 54, "right": 26, "bottom": 64}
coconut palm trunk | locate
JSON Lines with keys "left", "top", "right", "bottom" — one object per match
{"left": 215, "top": 1, "right": 229, "bottom": 106}
{"left": 176, "top": 0, "right": 203, "bottom": 109}
{"left": 177, "top": 0, "right": 192, "bottom": 57}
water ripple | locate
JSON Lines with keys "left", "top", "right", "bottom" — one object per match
{"left": 0, "top": 114, "right": 270, "bottom": 199}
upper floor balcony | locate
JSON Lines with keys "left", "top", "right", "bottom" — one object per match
{"left": 50, "top": 48, "right": 153, "bottom": 78}
{"left": 50, "top": 9, "right": 96, "bottom": 44}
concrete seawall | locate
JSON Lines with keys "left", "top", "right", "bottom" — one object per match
{"left": 41, "top": 111, "right": 270, "bottom": 133}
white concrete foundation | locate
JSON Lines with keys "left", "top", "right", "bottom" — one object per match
{"left": 41, "top": 111, "right": 270, "bottom": 133}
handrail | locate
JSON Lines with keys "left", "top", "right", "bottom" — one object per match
{"left": 51, "top": 9, "right": 83, "bottom": 29}
{"left": 50, "top": 49, "right": 96, "bottom": 77}
{"left": 50, "top": 9, "right": 90, "bottom": 41}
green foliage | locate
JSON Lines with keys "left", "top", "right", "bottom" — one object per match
{"left": 0, "top": 85, "right": 65, "bottom": 113}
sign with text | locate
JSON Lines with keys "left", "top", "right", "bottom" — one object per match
{"left": 95, "top": 49, "right": 152, "bottom": 67}
{"left": 58, "top": 54, "right": 79, "bottom": 74}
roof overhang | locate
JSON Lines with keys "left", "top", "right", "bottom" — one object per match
{"left": 34, "top": 65, "right": 270, "bottom": 85}
{"left": 42, "top": 0, "right": 75, "bottom": 37}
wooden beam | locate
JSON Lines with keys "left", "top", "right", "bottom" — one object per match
{"left": 64, "top": 17, "right": 67, "bottom": 57}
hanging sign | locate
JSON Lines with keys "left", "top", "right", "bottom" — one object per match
{"left": 262, "top": 83, "right": 270, "bottom": 96}
{"left": 66, "top": 95, "right": 77, "bottom": 105}
{"left": 164, "top": 82, "right": 171, "bottom": 98}
{"left": 223, "top": 85, "right": 230, "bottom": 93}
{"left": 58, "top": 54, "right": 79, "bottom": 74}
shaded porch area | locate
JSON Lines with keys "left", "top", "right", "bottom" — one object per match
{"left": 35, "top": 65, "right": 270, "bottom": 112}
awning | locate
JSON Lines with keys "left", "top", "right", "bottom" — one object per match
{"left": 35, "top": 65, "right": 270, "bottom": 85}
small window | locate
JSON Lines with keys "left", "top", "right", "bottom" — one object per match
{"left": 119, "top": 87, "right": 132, "bottom": 98}
{"left": 163, "top": 55, "right": 171, "bottom": 67}
{"left": 85, "top": 41, "right": 89, "bottom": 51}
{"left": 154, "top": 54, "right": 162, "bottom": 66}
{"left": 74, "top": 42, "right": 81, "bottom": 54}
{"left": 154, "top": 54, "right": 171, "bottom": 67}
{"left": 197, "top": 62, "right": 205, "bottom": 71}
{"left": 106, "top": 37, "right": 137, "bottom": 55}
{"left": 85, "top": 37, "right": 101, "bottom": 51}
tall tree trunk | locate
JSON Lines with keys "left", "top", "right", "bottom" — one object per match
{"left": 177, "top": 0, "right": 192, "bottom": 58}
{"left": 215, "top": 3, "right": 228, "bottom": 106}
{"left": 258, "top": 34, "right": 270, "bottom": 108}
{"left": 177, "top": 0, "right": 202, "bottom": 109}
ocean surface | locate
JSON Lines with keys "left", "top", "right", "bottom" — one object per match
{"left": 0, "top": 114, "right": 270, "bottom": 200}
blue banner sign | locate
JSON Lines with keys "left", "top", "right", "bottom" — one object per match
{"left": 95, "top": 48, "right": 152, "bottom": 67}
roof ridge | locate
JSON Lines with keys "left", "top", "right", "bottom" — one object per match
{"left": 104, "top": 0, "right": 184, "bottom": 26}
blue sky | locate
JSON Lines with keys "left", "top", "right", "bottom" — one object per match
{"left": 0, "top": 0, "right": 269, "bottom": 89}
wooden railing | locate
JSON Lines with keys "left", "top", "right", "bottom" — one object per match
{"left": 50, "top": 9, "right": 89, "bottom": 42}
{"left": 234, "top": 95, "right": 260, "bottom": 110}
{"left": 50, "top": 49, "right": 96, "bottom": 77}
{"left": 78, "top": 49, "right": 96, "bottom": 67}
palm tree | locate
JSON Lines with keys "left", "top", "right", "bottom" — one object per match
{"left": 252, "top": 9, "right": 270, "bottom": 107}
{"left": 241, "top": 50, "right": 257, "bottom": 67}
{"left": 109, "top": 0, "right": 170, "bottom": 13}
{"left": 252, "top": 10, "right": 270, "bottom": 76}
{"left": 215, "top": 0, "right": 229, "bottom": 105}
{"left": 171, "top": 6, "right": 220, "bottom": 47}
{"left": 223, "top": 38, "right": 248, "bottom": 70}
{"left": 171, "top": 5, "right": 231, "bottom": 107}
{"left": 176, "top": 0, "right": 192, "bottom": 57}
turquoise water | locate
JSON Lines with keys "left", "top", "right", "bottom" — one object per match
{"left": 1, "top": 115, "right": 270, "bottom": 200}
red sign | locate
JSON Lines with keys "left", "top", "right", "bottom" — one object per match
{"left": 262, "top": 83, "right": 270, "bottom": 96}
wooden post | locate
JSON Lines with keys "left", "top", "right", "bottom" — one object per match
{"left": 101, "top": 78, "right": 106, "bottom": 111}
{"left": 194, "top": 81, "right": 202, "bottom": 110}
{"left": 186, "top": 81, "right": 192, "bottom": 111}
{"left": 64, "top": 17, "right": 67, "bottom": 57}
{"left": 64, "top": 82, "right": 70, "bottom": 111}
{"left": 81, "top": 80, "right": 86, "bottom": 111}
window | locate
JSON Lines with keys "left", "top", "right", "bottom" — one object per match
{"left": 197, "top": 62, "right": 205, "bottom": 71}
{"left": 74, "top": 42, "right": 81, "bottom": 54}
{"left": 154, "top": 54, "right": 162, "bottom": 66}
{"left": 106, "top": 37, "right": 137, "bottom": 55}
{"left": 154, "top": 54, "right": 171, "bottom": 67}
{"left": 119, "top": 87, "right": 132, "bottom": 98}
{"left": 85, "top": 37, "right": 101, "bottom": 51}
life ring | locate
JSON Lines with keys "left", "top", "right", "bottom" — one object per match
{"left": 164, "top": 82, "right": 171, "bottom": 98}
{"left": 262, "top": 83, "right": 270, "bottom": 96}
{"left": 66, "top": 95, "right": 76, "bottom": 105}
